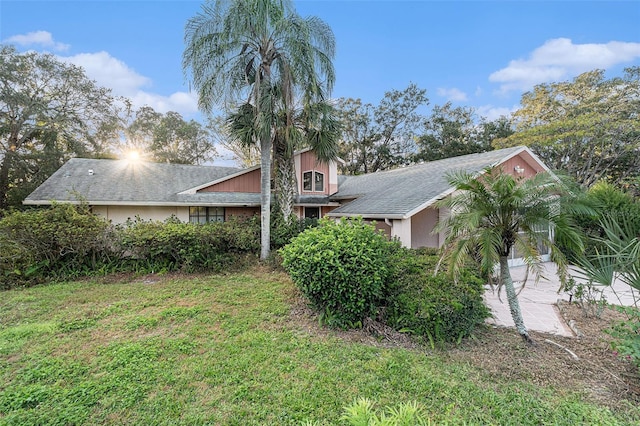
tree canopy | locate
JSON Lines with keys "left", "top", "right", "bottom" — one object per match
{"left": 496, "top": 67, "right": 640, "bottom": 187}
{"left": 335, "top": 83, "right": 428, "bottom": 174}
{"left": 0, "top": 45, "right": 119, "bottom": 211}
{"left": 414, "top": 103, "right": 512, "bottom": 162}
{"left": 108, "top": 105, "right": 217, "bottom": 165}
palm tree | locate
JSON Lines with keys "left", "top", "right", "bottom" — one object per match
{"left": 227, "top": 93, "right": 341, "bottom": 221}
{"left": 183, "top": 0, "right": 336, "bottom": 259}
{"left": 435, "top": 168, "right": 586, "bottom": 343}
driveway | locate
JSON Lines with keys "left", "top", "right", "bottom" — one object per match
{"left": 483, "top": 263, "right": 638, "bottom": 337}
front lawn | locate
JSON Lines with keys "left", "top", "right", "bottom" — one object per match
{"left": 1, "top": 269, "right": 638, "bottom": 425}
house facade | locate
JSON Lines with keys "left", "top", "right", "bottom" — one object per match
{"left": 24, "top": 149, "right": 342, "bottom": 225}
{"left": 24, "top": 146, "right": 550, "bottom": 258}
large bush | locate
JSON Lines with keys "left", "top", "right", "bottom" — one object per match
{"left": 384, "top": 248, "right": 489, "bottom": 345}
{"left": 281, "top": 221, "right": 489, "bottom": 342}
{"left": 280, "top": 217, "right": 399, "bottom": 328}
{"left": 0, "top": 206, "right": 264, "bottom": 288}
{"left": 0, "top": 204, "right": 110, "bottom": 287}
{"left": 280, "top": 218, "right": 489, "bottom": 342}
{"left": 116, "top": 215, "right": 261, "bottom": 273}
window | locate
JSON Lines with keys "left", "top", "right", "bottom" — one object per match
{"left": 304, "top": 207, "right": 320, "bottom": 219}
{"left": 189, "top": 206, "right": 225, "bottom": 224}
{"left": 303, "top": 171, "right": 312, "bottom": 191}
{"left": 302, "top": 171, "right": 325, "bottom": 192}
{"left": 314, "top": 172, "right": 324, "bottom": 192}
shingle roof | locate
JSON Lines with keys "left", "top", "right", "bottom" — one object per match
{"left": 328, "top": 146, "right": 528, "bottom": 219}
{"left": 24, "top": 158, "right": 242, "bottom": 206}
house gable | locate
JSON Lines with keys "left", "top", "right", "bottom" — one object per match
{"left": 196, "top": 167, "right": 261, "bottom": 193}
{"left": 498, "top": 148, "right": 548, "bottom": 178}
{"left": 295, "top": 149, "right": 341, "bottom": 196}
{"left": 328, "top": 146, "right": 549, "bottom": 221}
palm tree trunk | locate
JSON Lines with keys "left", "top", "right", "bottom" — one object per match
{"left": 500, "top": 256, "right": 534, "bottom": 344}
{"left": 276, "top": 156, "right": 297, "bottom": 222}
{"left": 260, "top": 134, "right": 272, "bottom": 260}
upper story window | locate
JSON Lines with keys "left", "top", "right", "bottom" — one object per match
{"left": 303, "top": 171, "right": 324, "bottom": 192}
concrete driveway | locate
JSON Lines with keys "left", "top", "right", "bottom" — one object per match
{"left": 483, "top": 263, "right": 638, "bottom": 337}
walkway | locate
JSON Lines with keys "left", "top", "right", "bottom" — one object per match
{"left": 483, "top": 263, "right": 638, "bottom": 337}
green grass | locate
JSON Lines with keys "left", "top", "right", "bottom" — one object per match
{"left": 1, "top": 270, "right": 638, "bottom": 425}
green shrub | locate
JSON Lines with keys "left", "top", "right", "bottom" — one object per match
{"left": 0, "top": 204, "right": 110, "bottom": 288}
{"left": 270, "top": 207, "right": 318, "bottom": 250}
{"left": 220, "top": 215, "right": 261, "bottom": 253}
{"left": 0, "top": 206, "right": 262, "bottom": 288}
{"left": 608, "top": 306, "right": 640, "bottom": 373}
{"left": 117, "top": 216, "right": 260, "bottom": 273}
{"left": 280, "top": 217, "right": 399, "bottom": 328}
{"left": 340, "top": 398, "right": 429, "bottom": 426}
{"left": 384, "top": 249, "right": 489, "bottom": 345}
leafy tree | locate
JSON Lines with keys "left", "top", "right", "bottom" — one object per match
{"left": 496, "top": 67, "right": 640, "bottom": 187}
{"left": 0, "top": 45, "right": 117, "bottom": 211}
{"left": 183, "top": 0, "right": 336, "bottom": 259}
{"left": 477, "top": 115, "right": 515, "bottom": 148}
{"left": 435, "top": 169, "right": 586, "bottom": 343}
{"left": 414, "top": 103, "right": 506, "bottom": 162}
{"left": 336, "top": 83, "right": 428, "bottom": 174}
{"left": 150, "top": 111, "right": 216, "bottom": 164}
{"left": 99, "top": 104, "right": 217, "bottom": 165}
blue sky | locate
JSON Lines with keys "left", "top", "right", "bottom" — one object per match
{"left": 2, "top": 0, "right": 639, "bottom": 160}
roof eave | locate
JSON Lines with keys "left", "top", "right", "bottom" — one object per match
{"left": 325, "top": 211, "right": 406, "bottom": 220}
{"left": 23, "top": 199, "right": 261, "bottom": 207}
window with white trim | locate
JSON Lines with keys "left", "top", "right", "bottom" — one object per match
{"left": 189, "top": 206, "right": 225, "bottom": 224}
{"left": 314, "top": 172, "right": 324, "bottom": 192}
{"left": 302, "top": 171, "right": 324, "bottom": 192}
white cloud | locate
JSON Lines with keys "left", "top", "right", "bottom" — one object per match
{"left": 4, "top": 30, "right": 70, "bottom": 51}
{"left": 58, "top": 51, "right": 199, "bottom": 115}
{"left": 129, "top": 91, "right": 199, "bottom": 115}
{"left": 476, "top": 105, "right": 517, "bottom": 121}
{"left": 62, "top": 51, "right": 151, "bottom": 94}
{"left": 436, "top": 87, "right": 468, "bottom": 102}
{"left": 490, "top": 38, "right": 640, "bottom": 93}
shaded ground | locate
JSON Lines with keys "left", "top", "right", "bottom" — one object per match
{"left": 285, "top": 290, "right": 640, "bottom": 415}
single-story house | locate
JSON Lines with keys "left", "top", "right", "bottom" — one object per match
{"left": 24, "top": 146, "right": 550, "bottom": 262}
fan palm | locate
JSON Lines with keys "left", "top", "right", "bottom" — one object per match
{"left": 435, "top": 168, "right": 586, "bottom": 343}
{"left": 227, "top": 92, "right": 340, "bottom": 220}
{"left": 574, "top": 214, "right": 640, "bottom": 300}
{"left": 183, "top": 0, "right": 336, "bottom": 259}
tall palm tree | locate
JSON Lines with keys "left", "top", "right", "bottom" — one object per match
{"left": 435, "top": 168, "right": 586, "bottom": 343}
{"left": 183, "top": 0, "right": 336, "bottom": 259}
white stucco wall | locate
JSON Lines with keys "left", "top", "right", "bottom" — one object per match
{"left": 390, "top": 218, "right": 412, "bottom": 248}
{"left": 410, "top": 208, "right": 439, "bottom": 249}
{"left": 437, "top": 206, "right": 449, "bottom": 247}
{"left": 92, "top": 205, "right": 189, "bottom": 224}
